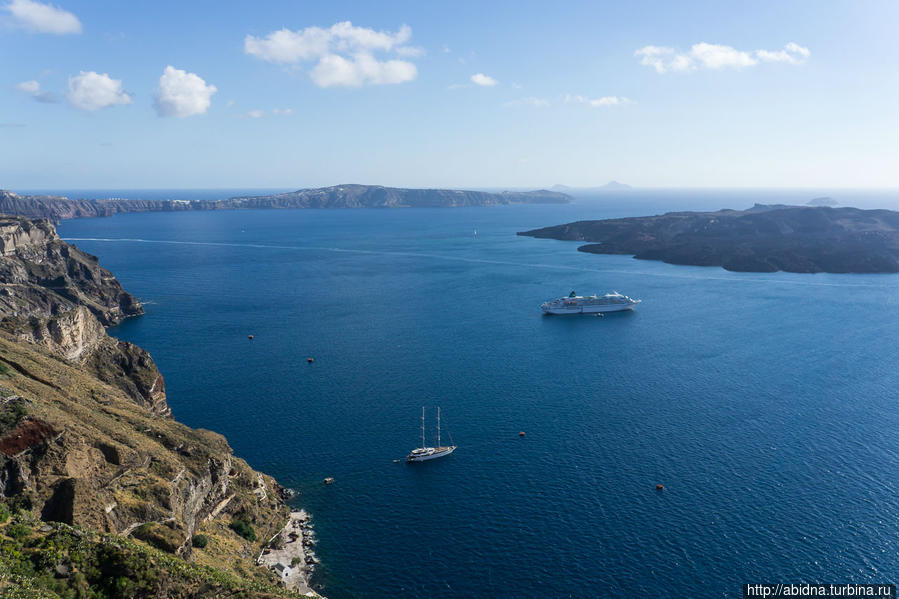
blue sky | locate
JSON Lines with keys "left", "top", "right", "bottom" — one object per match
{"left": 1, "top": 0, "right": 898, "bottom": 189}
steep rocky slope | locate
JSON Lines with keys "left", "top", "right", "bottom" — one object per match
{"left": 0, "top": 215, "right": 303, "bottom": 597}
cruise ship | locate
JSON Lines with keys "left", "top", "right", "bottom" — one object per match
{"left": 541, "top": 290, "right": 641, "bottom": 315}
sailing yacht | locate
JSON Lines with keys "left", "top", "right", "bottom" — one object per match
{"left": 406, "top": 407, "right": 456, "bottom": 463}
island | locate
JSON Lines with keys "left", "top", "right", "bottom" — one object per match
{"left": 518, "top": 204, "right": 899, "bottom": 274}
{"left": 0, "top": 184, "right": 571, "bottom": 222}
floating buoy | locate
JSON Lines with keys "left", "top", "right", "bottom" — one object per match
{"left": 656, "top": 484, "right": 664, "bottom": 491}
{"left": 323, "top": 477, "right": 334, "bottom": 484}
{"left": 518, "top": 431, "right": 526, "bottom": 437}
{"left": 248, "top": 335, "right": 254, "bottom": 340}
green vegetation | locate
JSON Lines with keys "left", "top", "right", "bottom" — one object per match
{"left": 229, "top": 518, "right": 256, "bottom": 542}
{"left": 0, "top": 393, "right": 27, "bottom": 435}
{"left": 191, "top": 534, "right": 208, "bottom": 548}
{"left": 0, "top": 514, "right": 303, "bottom": 598}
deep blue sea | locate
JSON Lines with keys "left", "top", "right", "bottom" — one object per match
{"left": 55, "top": 189, "right": 899, "bottom": 599}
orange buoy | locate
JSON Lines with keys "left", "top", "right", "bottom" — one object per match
{"left": 518, "top": 431, "right": 526, "bottom": 437}
{"left": 307, "top": 357, "right": 314, "bottom": 363}
{"left": 656, "top": 484, "right": 664, "bottom": 491}
{"left": 248, "top": 335, "right": 254, "bottom": 340}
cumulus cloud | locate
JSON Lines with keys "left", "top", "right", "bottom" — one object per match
{"left": 310, "top": 53, "right": 416, "bottom": 87}
{"left": 636, "top": 42, "right": 810, "bottom": 73}
{"left": 565, "top": 94, "right": 631, "bottom": 107}
{"left": 756, "top": 42, "right": 811, "bottom": 64}
{"left": 67, "top": 71, "right": 131, "bottom": 111}
{"left": 153, "top": 66, "right": 217, "bottom": 118}
{"left": 14, "top": 78, "right": 59, "bottom": 102}
{"left": 244, "top": 21, "right": 418, "bottom": 87}
{"left": 470, "top": 73, "right": 497, "bottom": 86}
{"left": 4, "top": 0, "right": 80, "bottom": 34}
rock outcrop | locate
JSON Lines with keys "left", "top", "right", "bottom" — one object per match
{"left": 519, "top": 204, "right": 899, "bottom": 274}
{"left": 0, "top": 185, "right": 571, "bottom": 221}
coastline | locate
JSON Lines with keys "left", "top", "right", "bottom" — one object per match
{"left": 257, "top": 510, "right": 322, "bottom": 597}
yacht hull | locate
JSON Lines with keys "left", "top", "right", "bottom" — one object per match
{"left": 406, "top": 446, "right": 456, "bottom": 462}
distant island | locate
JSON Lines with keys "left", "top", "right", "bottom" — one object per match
{"left": 519, "top": 204, "right": 899, "bottom": 273}
{"left": 551, "top": 181, "right": 633, "bottom": 192}
{"left": 806, "top": 196, "right": 839, "bottom": 207}
{"left": 0, "top": 184, "right": 571, "bottom": 222}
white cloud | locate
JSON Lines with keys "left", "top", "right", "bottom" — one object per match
{"left": 153, "top": 65, "right": 217, "bottom": 118}
{"left": 636, "top": 42, "right": 810, "bottom": 73}
{"left": 690, "top": 43, "right": 756, "bottom": 69}
{"left": 565, "top": 94, "right": 631, "bottom": 107}
{"left": 505, "top": 96, "right": 549, "bottom": 108}
{"left": 471, "top": 72, "right": 497, "bottom": 86}
{"left": 14, "top": 78, "right": 58, "bottom": 102}
{"left": 756, "top": 42, "right": 810, "bottom": 65}
{"left": 239, "top": 108, "right": 294, "bottom": 119}
{"left": 67, "top": 71, "right": 131, "bottom": 111}
{"left": 4, "top": 0, "right": 80, "bottom": 34}
{"left": 244, "top": 21, "right": 418, "bottom": 88}
{"left": 310, "top": 53, "right": 416, "bottom": 87}
{"left": 15, "top": 79, "right": 40, "bottom": 93}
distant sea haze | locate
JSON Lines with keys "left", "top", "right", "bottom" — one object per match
{"left": 57, "top": 190, "right": 899, "bottom": 599}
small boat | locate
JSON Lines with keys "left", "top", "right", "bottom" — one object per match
{"left": 406, "top": 407, "right": 456, "bottom": 463}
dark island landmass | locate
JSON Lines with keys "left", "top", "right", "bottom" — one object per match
{"left": 0, "top": 214, "right": 321, "bottom": 596}
{"left": 0, "top": 184, "right": 571, "bottom": 222}
{"left": 519, "top": 204, "right": 899, "bottom": 274}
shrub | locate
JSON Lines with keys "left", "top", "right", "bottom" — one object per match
{"left": 229, "top": 518, "right": 256, "bottom": 542}
{"left": 191, "top": 534, "right": 208, "bottom": 548}
{"left": 6, "top": 523, "right": 31, "bottom": 539}
{"left": 0, "top": 503, "right": 10, "bottom": 524}
{"left": 291, "top": 556, "right": 303, "bottom": 568}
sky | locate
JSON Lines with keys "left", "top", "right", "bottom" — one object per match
{"left": 1, "top": 0, "right": 898, "bottom": 190}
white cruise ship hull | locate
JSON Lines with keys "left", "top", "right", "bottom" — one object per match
{"left": 406, "top": 446, "right": 456, "bottom": 462}
{"left": 542, "top": 303, "right": 637, "bottom": 315}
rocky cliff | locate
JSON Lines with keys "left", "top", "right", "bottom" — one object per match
{"left": 519, "top": 204, "right": 899, "bottom": 274}
{"left": 0, "top": 185, "right": 571, "bottom": 221}
{"left": 0, "top": 215, "right": 301, "bottom": 597}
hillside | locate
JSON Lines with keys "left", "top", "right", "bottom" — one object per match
{"left": 0, "top": 185, "right": 571, "bottom": 221}
{"left": 519, "top": 204, "right": 899, "bottom": 273}
{"left": 0, "top": 215, "right": 309, "bottom": 597}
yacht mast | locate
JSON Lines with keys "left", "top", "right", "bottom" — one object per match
{"left": 421, "top": 407, "right": 425, "bottom": 449}
{"left": 437, "top": 407, "right": 441, "bottom": 447}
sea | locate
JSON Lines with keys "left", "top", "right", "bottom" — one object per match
{"left": 41, "top": 188, "right": 899, "bottom": 599}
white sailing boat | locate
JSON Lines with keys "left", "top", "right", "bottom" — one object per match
{"left": 406, "top": 407, "right": 456, "bottom": 463}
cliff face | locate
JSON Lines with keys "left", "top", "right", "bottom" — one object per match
{"left": 0, "top": 215, "right": 293, "bottom": 596}
{"left": 0, "top": 185, "right": 571, "bottom": 221}
{"left": 519, "top": 205, "right": 899, "bottom": 274}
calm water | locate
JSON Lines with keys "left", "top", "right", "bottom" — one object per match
{"left": 58, "top": 191, "right": 899, "bottom": 599}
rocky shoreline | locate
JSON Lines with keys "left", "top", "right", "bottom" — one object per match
{"left": 257, "top": 510, "right": 323, "bottom": 597}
